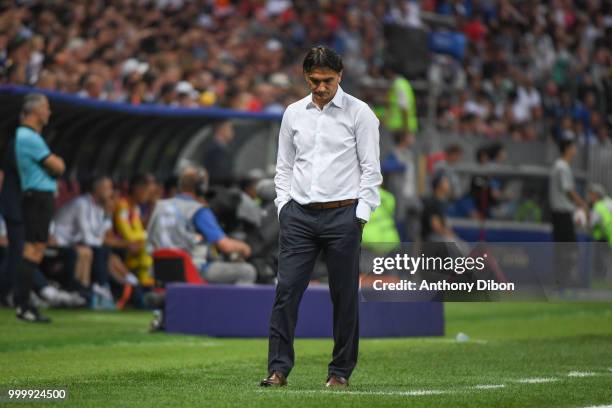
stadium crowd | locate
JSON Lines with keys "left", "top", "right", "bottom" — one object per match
{"left": 0, "top": 0, "right": 610, "bottom": 143}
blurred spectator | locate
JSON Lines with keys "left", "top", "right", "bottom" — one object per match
{"left": 433, "top": 144, "right": 463, "bottom": 201}
{"left": 202, "top": 120, "right": 235, "bottom": 187}
{"left": 0, "top": 215, "right": 6, "bottom": 247}
{"left": 421, "top": 173, "right": 455, "bottom": 242}
{"left": 237, "top": 168, "right": 266, "bottom": 229}
{"left": 388, "top": 0, "right": 423, "bottom": 28}
{"left": 0, "top": 216, "right": 7, "bottom": 295}
{"left": 0, "top": 0, "right": 608, "bottom": 146}
{"left": 588, "top": 183, "right": 612, "bottom": 246}
{"left": 384, "top": 65, "right": 418, "bottom": 135}
{"left": 51, "top": 175, "right": 136, "bottom": 308}
{"left": 113, "top": 173, "right": 154, "bottom": 287}
{"left": 362, "top": 186, "right": 400, "bottom": 247}
{"left": 147, "top": 166, "right": 256, "bottom": 284}
{"left": 549, "top": 139, "right": 589, "bottom": 287}
{"left": 587, "top": 183, "right": 612, "bottom": 279}
{"left": 549, "top": 139, "right": 588, "bottom": 242}
{"left": 383, "top": 131, "right": 420, "bottom": 241}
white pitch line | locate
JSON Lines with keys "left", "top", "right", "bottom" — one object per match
{"left": 254, "top": 370, "right": 609, "bottom": 399}
{"left": 568, "top": 371, "right": 596, "bottom": 377}
{"left": 583, "top": 405, "right": 612, "bottom": 408}
{"left": 515, "top": 378, "right": 558, "bottom": 384}
{"left": 257, "top": 389, "right": 449, "bottom": 397}
{"left": 473, "top": 384, "right": 505, "bottom": 389}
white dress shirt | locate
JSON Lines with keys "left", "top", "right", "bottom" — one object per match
{"left": 51, "top": 194, "right": 112, "bottom": 247}
{"left": 274, "top": 86, "right": 382, "bottom": 221}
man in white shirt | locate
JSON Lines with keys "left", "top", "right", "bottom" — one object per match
{"left": 51, "top": 176, "right": 118, "bottom": 291}
{"left": 261, "top": 46, "right": 382, "bottom": 388}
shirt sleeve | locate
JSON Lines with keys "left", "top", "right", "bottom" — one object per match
{"left": 560, "top": 166, "right": 574, "bottom": 193}
{"left": 589, "top": 208, "right": 602, "bottom": 229}
{"left": 113, "top": 201, "right": 147, "bottom": 242}
{"left": 76, "top": 199, "right": 102, "bottom": 246}
{"left": 193, "top": 207, "right": 226, "bottom": 244}
{"left": 354, "top": 104, "right": 383, "bottom": 222}
{"left": 24, "top": 133, "right": 52, "bottom": 163}
{"left": 273, "top": 108, "right": 295, "bottom": 217}
{"left": 395, "top": 85, "right": 408, "bottom": 110}
{"left": 1, "top": 216, "right": 8, "bottom": 237}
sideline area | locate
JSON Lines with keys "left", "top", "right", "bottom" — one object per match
{"left": 1, "top": 303, "right": 612, "bottom": 407}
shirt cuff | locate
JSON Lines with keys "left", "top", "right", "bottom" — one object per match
{"left": 355, "top": 200, "right": 372, "bottom": 222}
{"left": 277, "top": 200, "right": 289, "bottom": 217}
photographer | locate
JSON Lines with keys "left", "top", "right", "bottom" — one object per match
{"left": 147, "top": 166, "right": 256, "bottom": 284}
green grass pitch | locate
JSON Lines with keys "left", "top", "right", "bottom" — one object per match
{"left": 1, "top": 303, "right": 612, "bottom": 407}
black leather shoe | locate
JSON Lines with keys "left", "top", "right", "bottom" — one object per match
{"left": 260, "top": 372, "right": 287, "bottom": 387}
{"left": 325, "top": 375, "right": 348, "bottom": 388}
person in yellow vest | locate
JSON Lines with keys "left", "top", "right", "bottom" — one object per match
{"left": 588, "top": 183, "right": 612, "bottom": 279}
{"left": 114, "top": 174, "right": 155, "bottom": 287}
{"left": 359, "top": 186, "right": 400, "bottom": 278}
{"left": 385, "top": 66, "right": 418, "bottom": 136}
{"left": 588, "top": 183, "right": 612, "bottom": 246}
{"left": 362, "top": 187, "right": 400, "bottom": 251}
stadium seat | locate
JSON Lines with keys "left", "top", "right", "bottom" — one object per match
{"left": 152, "top": 248, "right": 206, "bottom": 286}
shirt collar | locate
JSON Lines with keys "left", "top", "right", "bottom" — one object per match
{"left": 19, "top": 125, "right": 38, "bottom": 134}
{"left": 176, "top": 193, "right": 196, "bottom": 202}
{"left": 306, "top": 85, "right": 345, "bottom": 110}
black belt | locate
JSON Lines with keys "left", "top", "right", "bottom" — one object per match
{"left": 302, "top": 199, "right": 357, "bottom": 210}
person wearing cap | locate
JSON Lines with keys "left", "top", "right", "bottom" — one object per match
{"left": 260, "top": 46, "right": 382, "bottom": 389}
{"left": 175, "top": 81, "right": 198, "bottom": 107}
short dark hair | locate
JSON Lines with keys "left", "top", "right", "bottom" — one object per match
{"left": 444, "top": 144, "right": 463, "bottom": 156}
{"left": 82, "top": 174, "right": 111, "bottom": 193}
{"left": 558, "top": 138, "right": 575, "bottom": 154}
{"left": 475, "top": 146, "right": 488, "bottom": 163}
{"left": 302, "top": 46, "right": 343, "bottom": 74}
{"left": 129, "top": 173, "right": 153, "bottom": 194}
{"left": 486, "top": 142, "right": 504, "bottom": 161}
{"left": 431, "top": 172, "right": 448, "bottom": 191}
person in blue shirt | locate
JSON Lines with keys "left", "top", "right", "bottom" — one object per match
{"left": 147, "top": 166, "right": 256, "bottom": 284}
{"left": 14, "top": 93, "right": 65, "bottom": 323}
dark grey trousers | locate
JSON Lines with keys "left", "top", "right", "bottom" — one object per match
{"left": 267, "top": 199, "right": 362, "bottom": 379}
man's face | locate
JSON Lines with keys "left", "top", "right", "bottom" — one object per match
{"left": 216, "top": 121, "right": 234, "bottom": 144}
{"left": 437, "top": 177, "right": 451, "bottom": 199}
{"left": 36, "top": 98, "right": 51, "bottom": 126}
{"left": 566, "top": 144, "right": 577, "bottom": 161}
{"left": 133, "top": 185, "right": 150, "bottom": 205}
{"left": 304, "top": 68, "right": 342, "bottom": 106}
{"left": 94, "top": 178, "right": 113, "bottom": 205}
{"left": 446, "top": 151, "right": 462, "bottom": 164}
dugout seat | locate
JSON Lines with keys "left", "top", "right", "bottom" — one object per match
{"left": 152, "top": 248, "right": 206, "bottom": 286}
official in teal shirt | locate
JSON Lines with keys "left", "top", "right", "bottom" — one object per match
{"left": 15, "top": 125, "right": 57, "bottom": 193}
{"left": 13, "top": 93, "right": 65, "bottom": 323}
